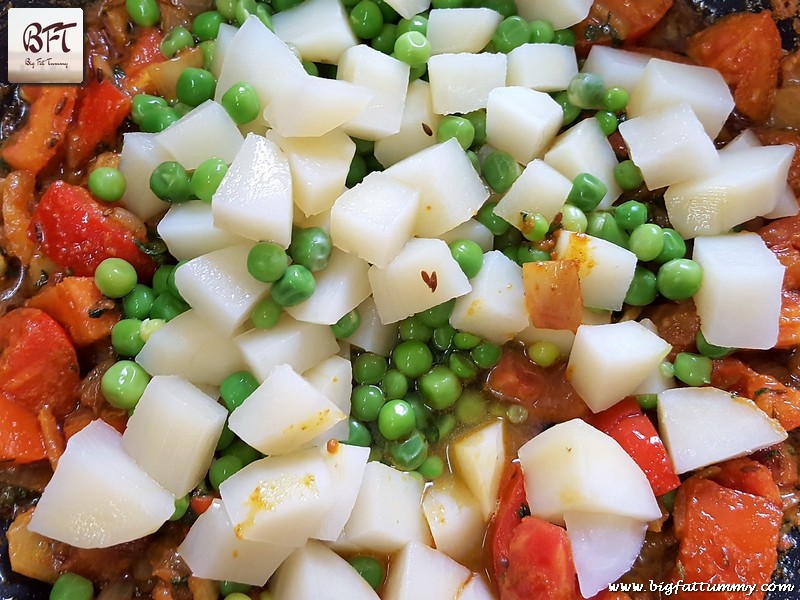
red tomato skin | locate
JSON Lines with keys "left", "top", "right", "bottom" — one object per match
{"left": 487, "top": 462, "right": 528, "bottom": 584}
{"left": 66, "top": 80, "right": 132, "bottom": 169}
{"left": 29, "top": 181, "right": 155, "bottom": 280}
{"left": 0, "top": 393, "right": 46, "bottom": 464}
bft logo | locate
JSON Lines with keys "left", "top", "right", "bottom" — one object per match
{"left": 7, "top": 8, "right": 84, "bottom": 84}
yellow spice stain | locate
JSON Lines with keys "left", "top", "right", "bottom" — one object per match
{"left": 283, "top": 409, "right": 331, "bottom": 434}
{"left": 234, "top": 473, "right": 320, "bottom": 539}
{"left": 466, "top": 299, "right": 482, "bottom": 316}
{"left": 561, "top": 232, "right": 596, "bottom": 278}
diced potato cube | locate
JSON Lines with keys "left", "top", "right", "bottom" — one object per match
{"left": 450, "top": 251, "right": 528, "bottom": 344}
{"left": 449, "top": 420, "right": 506, "bottom": 521}
{"left": 567, "top": 321, "right": 671, "bottom": 413}
{"left": 122, "top": 376, "right": 227, "bottom": 497}
{"left": 344, "top": 296, "right": 400, "bottom": 356}
{"left": 302, "top": 355, "right": 353, "bottom": 448}
{"left": 427, "top": 8, "right": 502, "bottom": 54}
{"left": 422, "top": 477, "right": 484, "bottom": 563}
{"left": 384, "top": 139, "right": 489, "bottom": 237}
{"left": 658, "top": 387, "right": 788, "bottom": 474}
{"left": 618, "top": 103, "right": 720, "bottom": 190}
{"left": 627, "top": 58, "right": 734, "bottom": 138}
{"left": 457, "top": 576, "right": 495, "bottom": 600}
{"left": 334, "top": 461, "right": 431, "bottom": 553}
{"left": 381, "top": 0, "right": 429, "bottom": 19}
{"left": 330, "top": 172, "right": 420, "bottom": 268}
{"left": 507, "top": 43, "right": 578, "bottom": 92}
{"left": 210, "top": 23, "right": 238, "bottom": 77}
{"left": 369, "top": 238, "right": 472, "bottom": 324}
{"left": 178, "top": 500, "right": 294, "bottom": 586}
{"left": 693, "top": 233, "right": 785, "bottom": 350}
{"left": 382, "top": 542, "right": 471, "bottom": 600}
{"left": 580, "top": 46, "right": 650, "bottom": 92}
{"left": 234, "top": 314, "right": 339, "bottom": 381}
{"left": 212, "top": 133, "right": 293, "bottom": 246}
{"left": 118, "top": 133, "right": 171, "bottom": 220}
{"left": 544, "top": 118, "right": 622, "bottom": 208}
{"left": 158, "top": 201, "right": 249, "bottom": 261}
{"left": 485, "top": 87, "right": 562, "bottom": 164}
{"left": 552, "top": 231, "right": 637, "bottom": 311}
{"left": 515, "top": 0, "right": 592, "bottom": 27}
{"left": 338, "top": 45, "right": 410, "bottom": 141}
{"left": 494, "top": 159, "right": 572, "bottom": 228}
{"left": 272, "top": 0, "right": 357, "bottom": 63}
{"left": 428, "top": 53, "right": 507, "bottom": 115}
{"left": 312, "top": 443, "right": 370, "bottom": 541}
{"left": 374, "top": 80, "right": 441, "bottom": 167}
{"left": 438, "top": 219, "right": 494, "bottom": 252}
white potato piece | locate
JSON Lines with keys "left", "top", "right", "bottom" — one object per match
{"left": 286, "top": 248, "right": 371, "bottom": 325}
{"left": 28, "top": 420, "right": 174, "bottom": 549}
{"left": 210, "top": 23, "right": 238, "bottom": 77}
{"left": 312, "top": 443, "right": 370, "bottom": 541}
{"left": 438, "top": 219, "right": 494, "bottom": 252}
{"left": 581, "top": 45, "right": 650, "bottom": 92}
{"left": 334, "top": 461, "right": 431, "bottom": 553}
{"left": 515, "top": 0, "right": 591, "bottom": 27}
{"left": 382, "top": 0, "right": 429, "bottom": 18}
{"left": 158, "top": 201, "right": 250, "bottom": 261}
{"left": 619, "top": 103, "right": 720, "bottom": 190}
{"left": 628, "top": 58, "right": 734, "bottom": 138}
{"left": 384, "top": 139, "right": 489, "bottom": 237}
{"left": 154, "top": 100, "right": 243, "bottom": 169}
{"left": 122, "top": 376, "right": 227, "bottom": 497}
{"left": 565, "top": 511, "right": 648, "bottom": 599}
{"left": 136, "top": 309, "right": 246, "bottom": 386}
{"left": 369, "top": 238, "right": 471, "bottom": 324}
{"left": 330, "top": 171, "right": 420, "bottom": 268}
{"left": 174, "top": 244, "right": 270, "bottom": 334}
{"left": 486, "top": 86, "right": 563, "bottom": 164}
{"left": 337, "top": 45, "right": 410, "bottom": 140}
{"left": 219, "top": 449, "right": 333, "bottom": 546}
{"left": 552, "top": 231, "right": 638, "bottom": 311}
{"left": 664, "top": 144, "right": 794, "bottom": 238}
{"left": 422, "top": 476, "right": 485, "bottom": 563}
{"left": 693, "top": 233, "right": 785, "bottom": 350}
{"left": 266, "top": 129, "right": 355, "bottom": 217}
{"left": 344, "top": 295, "right": 400, "bottom": 356}
{"left": 457, "top": 575, "right": 495, "bottom": 600}
{"left": 494, "top": 159, "right": 572, "bottom": 227}
{"left": 507, "top": 43, "right": 578, "bottom": 92}
{"left": 118, "top": 133, "right": 172, "bottom": 220}
{"left": 427, "top": 8, "right": 502, "bottom": 54}
{"left": 544, "top": 118, "right": 622, "bottom": 208}
{"left": 450, "top": 251, "right": 528, "bottom": 344}
{"left": 568, "top": 321, "right": 672, "bottom": 413}
{"left": 428, "top": 52, "right": 507, "bottom": 115}
{"left": 383, "top": 542, "right": 471, "bottom": 600}
{"left": 658, "top": 387, "right": 788, "bottom": 474}
{"left": 272, "top": 0, "right": 357, "bottom": 62}
{"left": 178, "top": 499, "right": 294, "bottom": 586}
{"left": 449, "top": 420, "right": 506, "bottom": 521}
{"left": 518, "top": 419, "right": 661, "bottom": 524}
{"left": 235, "top": 314, "right": 339, "bottom": 381}
{"left": 272, "top": 540, "right": 380, "bottom": 600}
{"left": 374, "top": 79, "right": 441, "bottom": 167}
{"left": 302, "top": 355, "right": 353, "bottom": 447}
{"left": 212, "top": 133, "right": 293, "bottom": 245}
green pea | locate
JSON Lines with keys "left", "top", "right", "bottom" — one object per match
{"left": 529, "top": 19, "right": 555, "bottom": 43}
{"left": 417, "top": 454, "right": 444, "bottom": 480}
{"left": 471, "top": 341, "right": 502, "bottom": 369}
{"left": 387, "top": 430, "right": 428, "bottom": 470}
{"left": 139, "top": 318, "right": 165, "bottom": 342}
{"left": 348, "top": 556, "right": 385, "bottom": 590}
{"left": 122, "top": 284, "right": 155, "bottom": 320}
{"left": 89, "top": 167, "right": 127, "bottom": 202}
{"left": 220, "top": 370, "right": 259, "bottom": 412}
{"left": 193, "top": 10, "right": 223, "bottom": 41}
{"left": 216, "top": 423, "right": 235, "bottom": 451}
{"left": 437, "top": 116, "right": 475, "bottom": 150}
{"left": 235, "top": 0, "right": 257, "bottom": 25}
{"left": 419, "top": 365, "right": 462, "bottom": 410}
{"left": 454, "top": 389, "right": 486, "bottom": 424}
{"left": 251, "top": 296, "right": 282, "bottom": 329}
{"left": 350, "top": 0, "right": 384, "bottom": 39}
{"left": 586, "top": 211, "right": 628, "bottom": 248}
{"left": 636, "top": 393, "right": 658, "bottom": 411}
{"left": 661, "top": 489, "right": 677, "bottom": 512}
{"left": 378, "top": 399, "right": 416, "bottom": 440}
{"left": 101, "top": 360, "right": 151, "bottom": 410}
{"left": 302, "top": 60, "right": 318, "bottom": 75}
{"left": 247, "top": 242, "right": 289, "bottom": 283}
{"left": 209, "top": 455, "right": 243, "bottom": 489}
{"left": 396, "top": 15, "right": 427, "bottom": 36}
{"left": 614, "top": 200, "right": 648, "bottom": 231}
{"left": 223, "top": 439, "right": 262, "bottom": 466}
{"left": 560, "top": 203, "right": 587, "bottom": 232}
{"left": 657, "top": 258, "right": 703, "bottom": 300}
{"left": 381, "top": 369, "right": 408, "bottom": 400}
{"left": 528, "top": 340, "right": 560, "bottom": 367}
{"left": 289, "top": 227, "right": 332, "bottom": 272}
{"left": 517, "top": 244, "right": 550, "bottom": 265}
{"left": 150, "top": 292, "right": 189, "bottom": 321}
{"left": 271, "top": 265, "right": 316, "bottom": 306}
{"left": 453, "top": 331, "right": 480, "bottom": 350}
{"left": 95, "top": 258, "right": 137, "bottom": 298}
{"left": 436, "top": 412, "right": 457, "bottom": 439}
{"left": 126, "top": 0, "right": 160, "bottom": 27}
{"left": 653, "top": 228, "right": 687, "bottom": 264}
{"left": 161, "top": 26, "right": 195, "bottom": 59}
{"left": 552, "top": 28, "right": 576, "bottom": 46}
{"left": 391, "top": 340, "right": 433, "bottom": 378}
{"left": 394, "top": 31, "right": 432, "bottom": 68}
{"left": 139, "top": 106, "right": 179, "bottom": 133}
{"left": 567, "top": 172, "right": 607, "bottom": 213}
{"left": 417, "top": 300, "right": 454, "bottom": 328}
{"left": 398, "top": 316, "right": 432, "bottom": 342}
{"left": 224, "top": 593, "right": 251, "bottom": 600}
{"left": 482, "top": 151, "right": 521, "bottom": 194}
{"left": 567, "top": 72, "right": 605, "bottom": 109}
{"left": 170, "top": 495, "right": 190, "bottom": 521}
{"left": 432, "top": 324, "right": 455, "bottom": 351}
{"left": 218, "top": 581, "right": 250, "bottom": 596}
{"left": 216, "top": 0, "right": 237, "bottom": 19}
{"left": 221, "top": 82, "right": 261, "bottom": 124}
{"left": 351, "top": 385, "right": 385, "bottom": 422}
{"left": 502, "top": 246, "right": 519, "bottom": 262}
{"left": 331, "top": 309, "right": 361, "bottom": 338}
{"left": 696, "top": 330, "right": 736, "bottom": 359}
{"left": 603, "top": 86, "right": 630, "bottom": 112}
{"left": 347, "top": 154, "right": 368, "bottom": 187}
{"left": 507, "top": 404, "right": 529, "bottom": 424}
{"left": 629, "top": 223, "right": 664, "bottom": 262}
{"left": 517, "top": 212, "right": 547, "bottom": 243}
{"left": 190, "top": 157, "right": 228, "bottom": 202}
{"left": 176, "top": 68, "right": 216, "bottom": 107}
{"left": 477, "top": 0, "right": 516, "bottom": 17}
{"left": 551, "top": 90, "right": 580, "bottom": 126}
{"left": 449, "top": 239, "right": 483, "bottom": 278}
{"left": 372, "top": 23, "right": 398, "bottom": 54}
{"left": 354, "top": 352, "right": 388, "bottom": 385}
{"left": 496, "top": 227, "right": 524, "bottom": 251}
{"left": 476, "top": 201, "right": 510, "bottom": 236}
{"left": 613, "top": 160, "right": 644, "bottom": 191}
{"left": 50, "top": 572, "right": 93, "bottom": 600}
{"left": 625, "top": 266, "right": 658, "bottom": 306}
{"left": 673, "top": 352, "right": 712, "bottom": 387}
{"left": 345, "top": 418, "right": 372, "bottom": 447}
{"left": 150, "top": 161, "right": 192, "bottom": 203}
{"left": 449, "top": 352, "right": 478, "bottom": 380}
{"left": 594, "top": 110, "right": 618, "bottom": 135}
{"left": 463, "top": 110, "right": 487, "bottom": 147}
{"left": 272, "top": 0, "right": 303, "bottom": 10}
{"left": 112, "top": 319, "right": 145, "bottom": 357}
{"left": 493, "top": 16, "right": 531, "bottom": 53}
{"left": 433, "top": 0, "right": 464, "bottom": 7}
{"left": 131, "top": 94, "right": 168, "bottom": 124}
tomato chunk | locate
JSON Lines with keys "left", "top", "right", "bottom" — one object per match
{"left": 575, "top": 0, "right": 673, "bottom": 51}
{"left": 66, "top": 80, "right": 131, "bottom": 169}
{"left": 705, "top": 457, "right": 781, "bottom": 507}
{"left": 1, "top": 170, "right": 37, "bottom": 264}
{"left": 671, "top": 478, "right": 781, "bottom": 599}
{"left": 0, "top": 308, "right": 79, "bottom": 419}
{"left": 488, "top": 462, "right": 528, "bottom": 584}
{"left": 29, "top": 181, "right": 155, "bottom": 280}
{"left": 753, "top": 442, "right": 799, "bottom": 490}
{"left": 0, "top": 393, "right": 46, "bottom": 464}
{"left": 587, "top": 398, "right": 680, "bottom": 496}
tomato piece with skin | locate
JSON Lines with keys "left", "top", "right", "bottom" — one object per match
{"left": 574, "top": 0, "right": 673, "bottom": 52}
{"left": 487, "top": 462, "right": 528, "bottom": 585}
{"left": 704, "top": 457, "right": 781, "bottom": 507}
{"left": 753, "top": 442, "right": 800, "bottom": 490}
{"left": 66, "top": 80, "right": 132, "bottom": 169}
{"left": 0, "top": 393, "right": 46, "bottom": 464}
{"left": 29, "top": 181, "right": 155, "bottom": 281}
{"left": 587, "top": 398, "right": 680, "bottom": 496}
